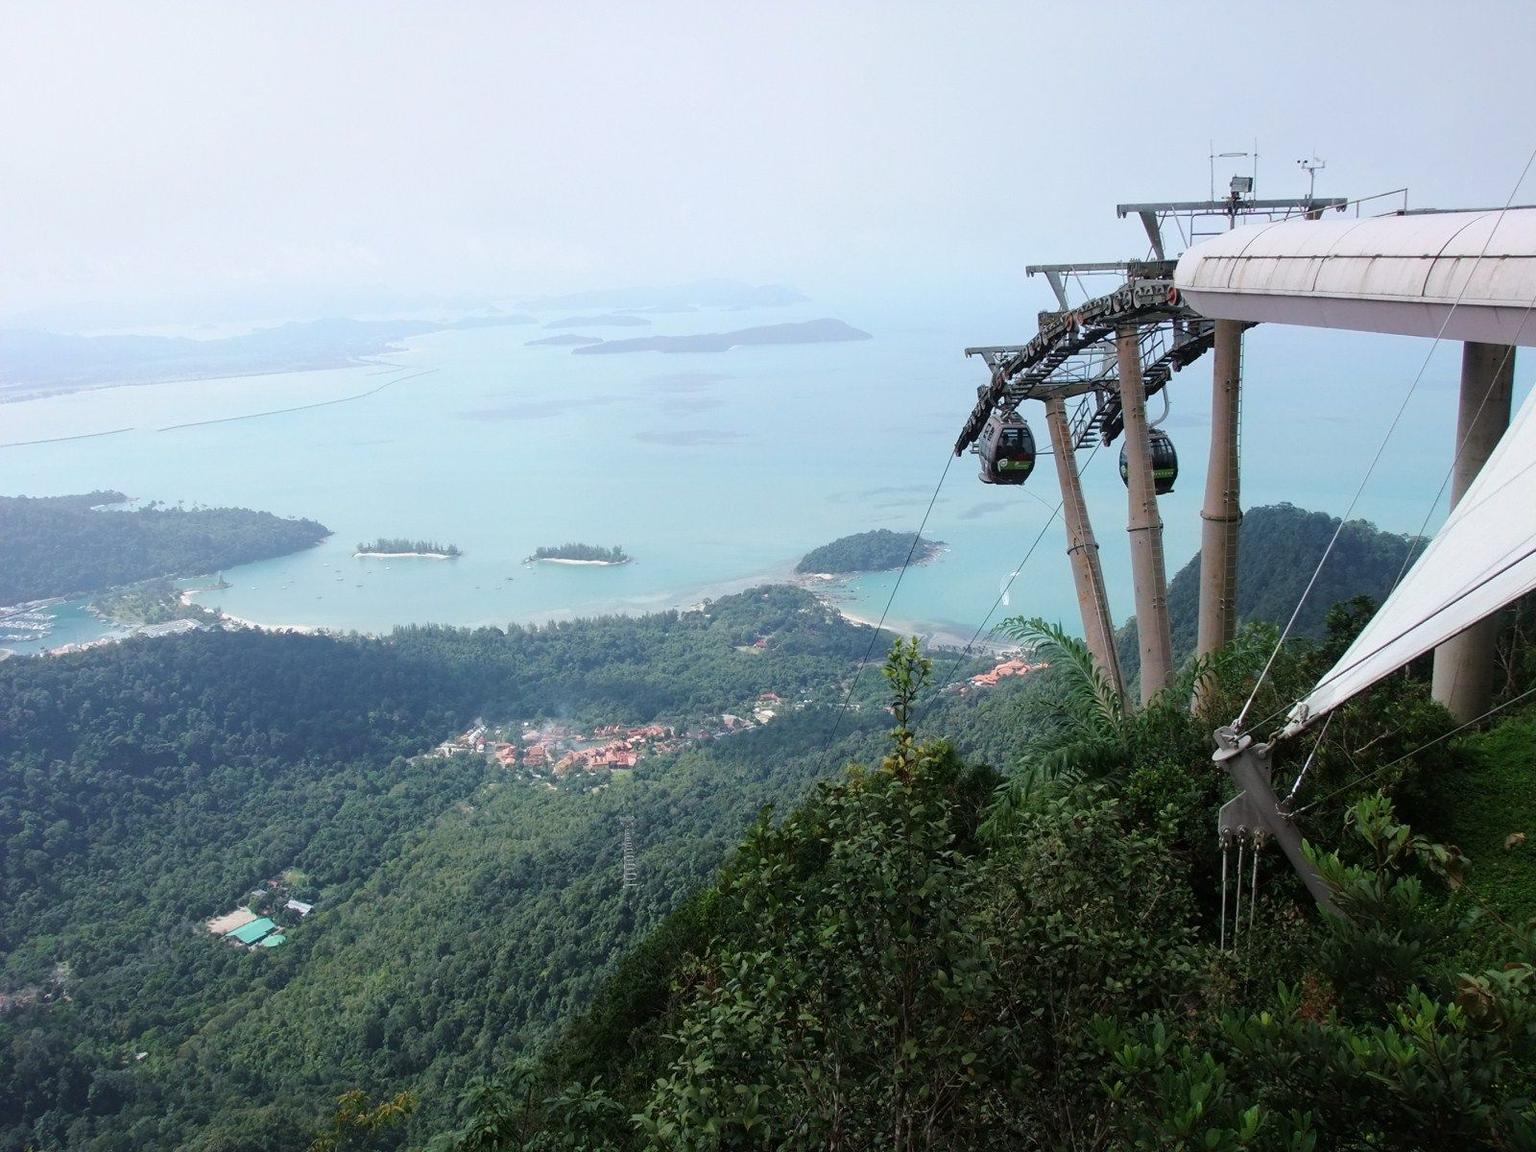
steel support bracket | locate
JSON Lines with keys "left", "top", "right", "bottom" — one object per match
{"left": 1212, "top": 726, "right": 1341, "bottom": 918}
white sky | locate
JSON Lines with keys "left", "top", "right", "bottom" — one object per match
{"left": 4, "top": 1, "right": 1535, "bottom": 323}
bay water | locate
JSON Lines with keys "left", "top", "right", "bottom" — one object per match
{"left": 0, "top": 294, "right": 1505, "bottom": 657}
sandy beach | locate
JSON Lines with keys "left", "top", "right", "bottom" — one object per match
{"left": 529, "top": 557, "right": 630, "bottom": 567}
{"left": 177, "top": 587, "right": 317, "bottom": 635}
{"left": 782, "top": 571, "right": 1000, "bottom": 652}
{"left": 353, "top": 551, "right": 455, "bottom": 560}
{"left": 215, "top": 611, "right": 320, "bottom": 636}
{"left": 828, "top": 602, "right": 1012, "bottom": 654}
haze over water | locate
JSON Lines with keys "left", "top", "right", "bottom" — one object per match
{"left": 2, "top": 289, "right": 1514, "bottom": 657}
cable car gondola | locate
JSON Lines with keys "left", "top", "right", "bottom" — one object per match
{"left": 978, "top": 413, "right": 1036, "bottom": 485}
{"left": 1118, "top": 428, "right": 1178, "bottom": 494}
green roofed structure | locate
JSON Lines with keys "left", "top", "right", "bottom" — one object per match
{"left": 260, "top": 934, "right": 286, "bottom": 948}
{"left": 225, "top": 917, "right": 276, "bottom": 945}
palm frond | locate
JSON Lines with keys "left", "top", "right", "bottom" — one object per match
{"left": 997, "top": 616, "right": 1125, "bottom": 731}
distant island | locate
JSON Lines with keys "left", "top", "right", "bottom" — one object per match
{"left": 543, "top": 313, "right": 651, "bottom": 329}
{"left": 526, "top": 543, "right": 631, "bottom": 566}
{"left": 525, "top": 334, "right": 604, "bottom": 347}
{"left": 796, "top": 529, "right": 943, "bottom": 575}
{"left": 0, "top": 490, "right": 330, "bottom": 603}
{"left": 355, "top": 538, "right": 461, "bottom": 559}
{"left": 571, "top": 318, "right": 872, "bottom": 356}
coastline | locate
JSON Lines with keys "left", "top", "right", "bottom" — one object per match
{"left": 788, "top": 572, "right": 1007, "bottom": 654}
{"left": 822, "top": 601, "right": 1010, "bottom": 654}
{"left": 26, "top": 564, "right": 982, "bottom": 657}
{"left": 178, "top": 585, "right": 318, "bottom": 637}
{"left": 214, "top": 611, "right": 320, "bottom": 636}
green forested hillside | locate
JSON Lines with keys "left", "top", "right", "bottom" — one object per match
{"left": 0, "top": 491, "right": 330, "bottom": 602}
{"left": 8, "top": 511, "right": 1533, "bottom": 1151}
{"left": 475, "top": 633, "right": 1536, "bottom": 1151}
{"left": 1118, "top": 502, "right": 1424, "bottom": 682}
{"left": 0, "top": 587, "right": 1021, "bottom": 1151}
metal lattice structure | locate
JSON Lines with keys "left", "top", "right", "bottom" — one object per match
{"left": 953, "top": 189, "right": 1353, "bottom": 464}
{"left": 955, "top": 260, "right": 1215, "bottom": 457}
{"left": 621, "top": 816, "right": 637, "bottom": 891}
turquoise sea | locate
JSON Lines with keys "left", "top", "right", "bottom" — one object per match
{"left": 0, "top": 294, "right": 1512, "bottom": 657}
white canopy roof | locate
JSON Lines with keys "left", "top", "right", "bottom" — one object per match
{"left": 1284, "top": 384, "right": 1536, "bottom": 735}
{"left": 1176, "top": 208, "right": 1536, "bottom": 347}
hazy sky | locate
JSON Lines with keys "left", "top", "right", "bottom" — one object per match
{"left": 4, "top": 1, "right": 1535, "bottom": 323}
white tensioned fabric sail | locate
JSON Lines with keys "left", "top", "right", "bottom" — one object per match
{"left": 1283, "top": 385, "right": 1536, "bottom": 736}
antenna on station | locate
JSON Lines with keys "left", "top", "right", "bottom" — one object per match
{"left": 1297, "top": 153, "right": 1326, "bottom": 201}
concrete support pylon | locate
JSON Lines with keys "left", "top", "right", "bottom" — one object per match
{"left": 1195, "top": 320, "right": 1244, "bottom": 703}
{"left": 1116, "top": 326, "right": 1175, "bottom": 706}
{"left": 1043, "top": 396, "right": 1125, "bottom": 702}
{"left": 1431, "top": 341, "right": 1515, "bottom": 722}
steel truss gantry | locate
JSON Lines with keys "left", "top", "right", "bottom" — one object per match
{"left": 955, "top": 259, "right": 1214, "bottom": 459}
{"left": 955, "top": 189, "right": 1346, "bottom": 460}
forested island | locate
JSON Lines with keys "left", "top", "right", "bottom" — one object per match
{"left": 0, "top": 491, "right": 330, "bottom": 603}
{"left": 355, "top": 537, "right": 462, "bottom": 558}
{"left": 527, "top": 543, "right": 631, "bottom": 565}
{"left": 796, "top": 528, "right": 943, "bottom": 574}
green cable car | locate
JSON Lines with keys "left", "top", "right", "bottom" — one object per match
{"left": 1118, "top": 428, "right": 1179, "bottom": 494}
{"left": 978, "top": 414, "right": 1037, "bottom": 485}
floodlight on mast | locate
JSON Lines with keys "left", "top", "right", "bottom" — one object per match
{"left": 1208, "top": 141, "right": 1259, "bottom": 203}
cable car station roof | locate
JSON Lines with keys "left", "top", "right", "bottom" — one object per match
{"left": 1175, "top": 207, "right": 1536, "bottom": 347}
